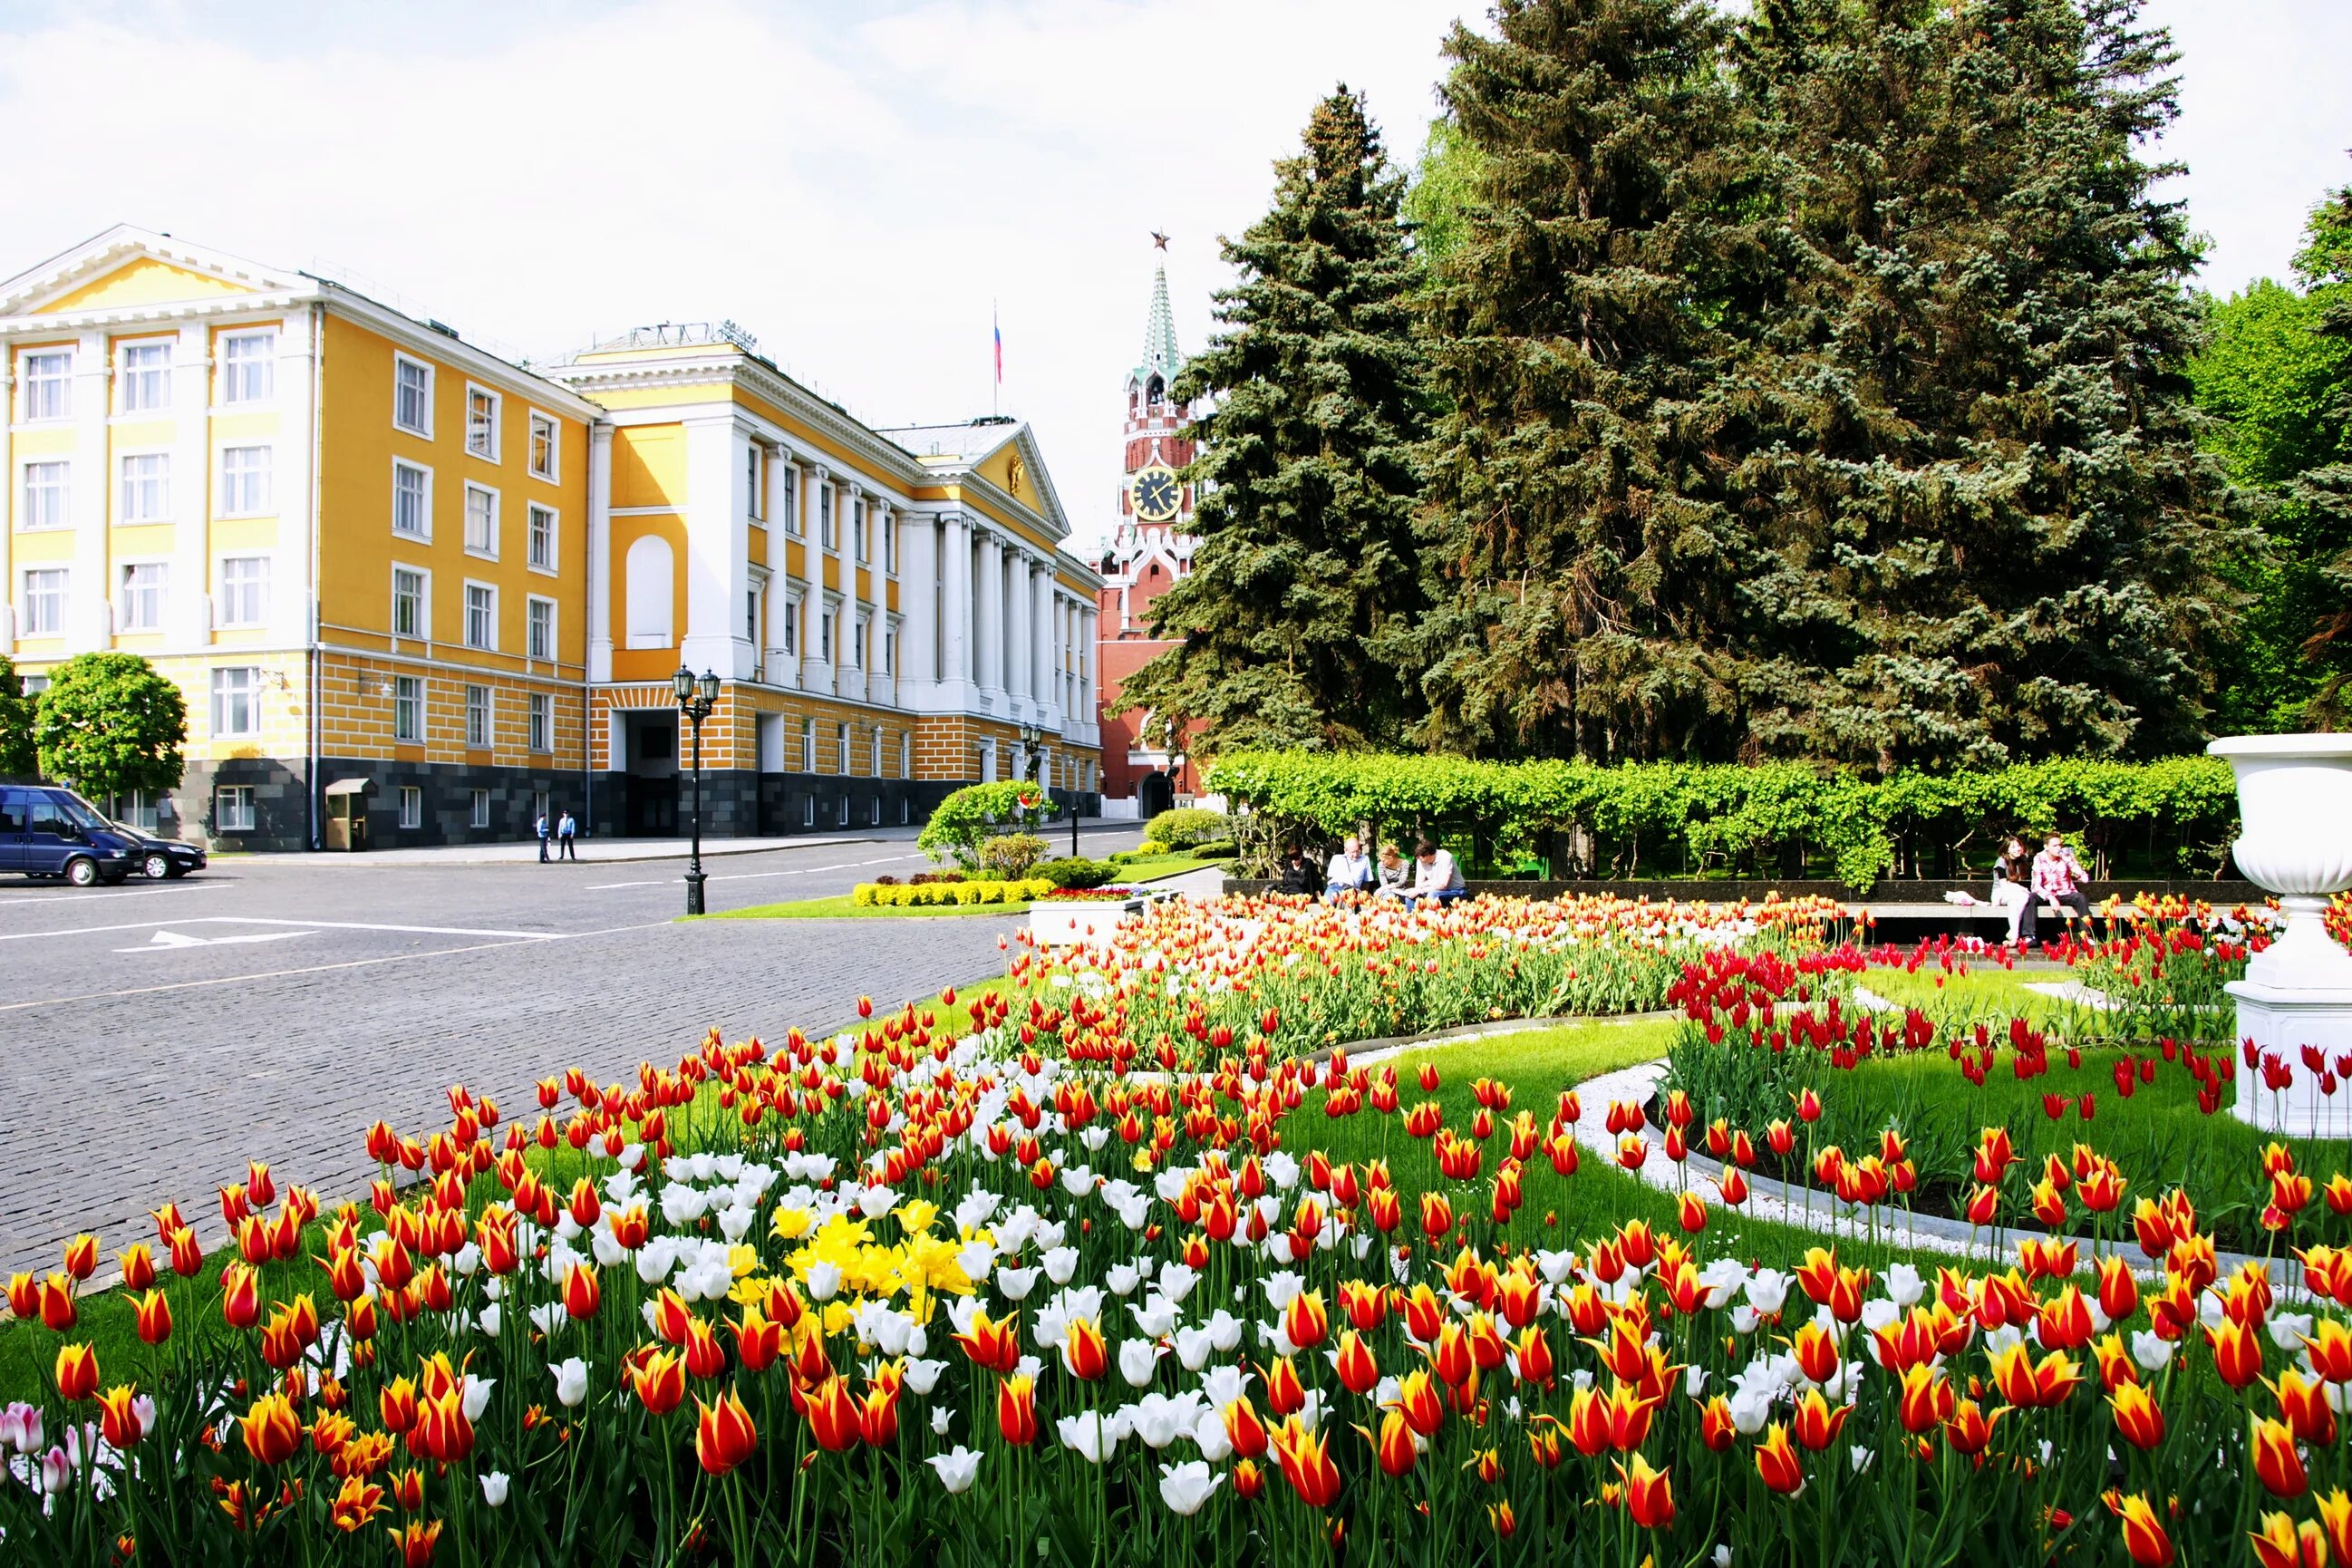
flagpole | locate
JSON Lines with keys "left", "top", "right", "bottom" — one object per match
{"left": 992, "top": 299, "right": 1000, "bottom": 419}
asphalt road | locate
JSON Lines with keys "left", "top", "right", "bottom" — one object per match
{"left": 0, "top": 824, "right": 1145, "bottom": 1279}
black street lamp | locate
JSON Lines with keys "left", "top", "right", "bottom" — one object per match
{"left": 673, "top": 665, "right": 721, "bottom": 915}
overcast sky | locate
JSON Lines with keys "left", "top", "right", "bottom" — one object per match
{"left": 1, "top": 0, "right": 2344, "bottom": 556}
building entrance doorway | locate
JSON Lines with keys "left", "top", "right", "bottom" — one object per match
{"left": 621, "top": 712, "right": 679, "bottom": 837}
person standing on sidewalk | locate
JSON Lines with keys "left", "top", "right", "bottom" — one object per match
{"left": 557, "top": 808, "right": 578, "bottom": 861}
{"left": 536, "top": 807, "right": 551, "bottom": 863}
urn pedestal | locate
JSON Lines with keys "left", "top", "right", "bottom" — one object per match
{"left": 2211, "top": 735, "right": 2352, "bottom": 1137}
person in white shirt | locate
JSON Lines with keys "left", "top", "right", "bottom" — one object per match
{"left": 1323, "top": 836, "right": 1375, "bottom": 901}
{"left": 1400, "top": 838, "right": 1466, "bottom": 905}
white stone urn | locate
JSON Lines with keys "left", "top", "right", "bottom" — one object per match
{"left": 2211, "top": 734, "right": 2352, "bottom": 1136}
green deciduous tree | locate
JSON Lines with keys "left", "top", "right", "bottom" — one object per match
{"left": 31, "top": 652, "right": 187, "bottom": 802}
{"left": 1118, "top": 87, "right": 1432, "bottom": 757}
{"left": 0, "top": 655, "right": 34, "bottom": 777}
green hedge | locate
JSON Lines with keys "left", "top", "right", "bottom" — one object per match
{"left": 1203, "top": 751, "right": 2241, "bottom": 892}
{"left": 852, "top": 877, "right": 1052, "bottom": 907}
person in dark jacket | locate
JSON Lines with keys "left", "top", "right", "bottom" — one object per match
{"left": 1277, "top": 844, "right": 1324, "bottom": 897}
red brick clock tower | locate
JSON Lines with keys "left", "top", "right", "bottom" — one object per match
{"left": 1095, "top": 239, "right": 1202, "bottom": 816}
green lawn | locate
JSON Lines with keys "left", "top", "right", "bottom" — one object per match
{"left": 702, "top": 854, "right": 1228, "bottom": 920}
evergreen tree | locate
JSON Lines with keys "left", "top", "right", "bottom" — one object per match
{"left": 1118, "top": 88, "right": 1430, "bottom": 754}
{"left": 1719, "top": 0, "right": 2230, "bottom": 767}
{"left": 2278, "top": 187, "right": 2352, "bottom": 722}
{"left": 1409, "top": 0, "right": 1776, "bottom": 760}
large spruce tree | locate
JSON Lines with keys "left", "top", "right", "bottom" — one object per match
{"left": 1409, "top": 0, "right": 1777, "bottom": 760}
{"left": 1118, "top": 88, "right": 1430, "bottom": 754}
{"left": 1721, "top": 0, "right": 2231, "bottom": 768}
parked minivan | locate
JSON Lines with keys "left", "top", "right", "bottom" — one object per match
{"left": 0, "top": 785, "right": 144, "bottom": 886}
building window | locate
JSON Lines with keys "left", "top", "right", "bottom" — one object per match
{"left": 883, "top": 620, "right": 897, "bottom": 676}
{"left": 624, "top": 534, "right": 673, "bottom": 648}
{"left": 900, "top": 796, "right": 911, "bottom": 826}
{"left": 899, "top": 731, "right": 911, "bottom": 778}
{"left": 117, "top": 789, "right": 160, "bottom": 831}
{"left": 393, "top": 675, "right": 423, "bottom": 742}
{"left": 465, "top": 683, "right": 491, "bottom": 749}
{"left": 399, "top": 785, "right": 422, "bottom": 828}
{"left": 210, "top": 665, "right": 259, "bottom": 736}
{"left": 819, "top": 482, "right": 835, "bottom": 548}
{"left": 527, "top": 504, "right": 557, "bottom": 572}
{"left": 745, "top": 443, "right": 764, "bottom": 519}
{"left": 120, "top": 563, "right": 166, "bottom": 632}
{"left": 836, "top": 722, "right": 851, "bottom": 776}
{"left": 20, "top": 349, "right": 70, "bottom": 421}
{"left": 394, "top": 356, "right": 432, "bottom": 437}
{"left": 392, "top": 566, "right": 428, "bottom": 639}
{"left": 528, "top": 692, "right": 551, "bottom": 752}
{"left": 800, "top": 716, "right": 815, "bottom": 771}
{"left": 781, "top": 594, "right": 799, "bottom": 654}
{"left": 818, "top": 606, "right": 835, "bottom": 663}
{"left": 871, "top": 727, "right": 884, "bottom": 775}
{"left": 745, "top": 586, "right": 760, "bottom": 653}
{"left": 120, "top": 342, "right": 170, "bottom": 412}
{"left": 851, "top": 611, "right": 867, "bottom": 670}
{"left": 533, "top": 789, "right": 549, "bottom": 826}
{"left": 217, "top": 786, "right": 256, "bottom": 833}
{"left": 527, "top": 596, "right": 555, "bottom": 661}
{"left": 219, "top": 557, "right": 269, "bottom": 627}
{"left": 469, "top": 789, "right": 490, "bottom": 828}
{"left": 802, "top": 793, "right": 816, "bottom": 828}
{"left": 884, "top": 515, "right": 897, "bottom": 574}
{"left": 21, "top": 460, "right": 69, "bottom": 530}
{"left": 392, "top": 460, "right": 431, "bottom": 538}
{"left": 120, "top": 453, "right": 169, "bottom": 523}
{"left": 463, "top": 484, "right": 498, "bottom": 557}
{"left": 22, "top": 568, "right": 66, "bottom": 635}
{"left": 528, "top": 412, "right": 557, "bottom": 479}
{"left": 839, "top": 795, "right": 851, "bottom": 828}
{"left": 780, "top": 467, "right": 798, "bottom": 536}
{"left": 465, "top": 386, "right": 499, "bottom": 460}
{"left": 220, "top": 331, "right": 275, "bottom": 403}
{"left": 220, "top": 445, "right": 272, "bottom": 516}
{"left": 853, "top": 499, "right": 866, "bottom": 563}
{"left": 464, "top": 583, "right": 496, "bottom": 650}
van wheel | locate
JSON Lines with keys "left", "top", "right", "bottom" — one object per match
{"left": 64, "top": 857, "right": 101, "bottom": 888}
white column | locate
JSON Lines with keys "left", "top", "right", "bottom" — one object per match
{"left": 902, "top": 509, "right": 938, "bottom": 699}
{"left": 808, "top": 465, "right": 834, "bottom": 693}
{"left": 679, "top": 414, "right": 753, "bottom": 679}
{"left": 940, "top": 511, "right": 971, "bottom": 705}
{"left": 840, "top": 481, "right": 866, "bottom": 704}
{"left": 1031, "top": 566, "right": 1054, "bottom": 721}
{"left": 974, "top": 530, "right": 1004, "bottom": 702}
{"left": 1082, "top": 608, "right": 1099, "bottom": 738}
{"left": 272, "top": 308, "right": 319, "bottom": 649}
{"left": 586, "top": 423, "right": 615, "bottom": 682}
{"left": 71, "top": 329, "right": 111, "bottom": 651}
{"left": 764, "top": 447, "right": 795, "bottom": 688}
{"left": 1006, "top": 552, "right": 1031, "bottom": 707}
{"left": 871, "top": 499, "right": 895, "bottom": 707}
{"left": 166, "top": 324, "right": 211, "bottom": 646}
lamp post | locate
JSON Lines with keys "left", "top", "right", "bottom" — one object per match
{"left": 673, "top": 665, "right": 720, "bottom": 915}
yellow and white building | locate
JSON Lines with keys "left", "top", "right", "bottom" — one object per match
{"left": 0, "top": 227, "right": 1101, "bottom": 849}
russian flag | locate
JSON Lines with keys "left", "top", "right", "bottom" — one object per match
{"left": 993, "top": 307, "right": 1002, "bottom": 385}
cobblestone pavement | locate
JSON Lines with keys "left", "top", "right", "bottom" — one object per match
{"left": 0, "top": 825, "right": 1144, "bottom": 1277}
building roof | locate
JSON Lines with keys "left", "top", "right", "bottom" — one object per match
{"left": 877, "top": 416, "right": 1023, "bottom": 466}
{"left": 1131, "top": 265, "right": 1181, "bottom": 392}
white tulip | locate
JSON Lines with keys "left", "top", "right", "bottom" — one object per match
{"left": 1192, "top": 1409, "right": 1233, "bottom": 1462}
{"left": 480, "top": 1472, "right": 510, "bottom": 1506}
{"left": 1159, "top": 1459, "right": 1223, "bottom": 1516}
{"left": 1107, "top": 1264, "right": 1142, "bottom": 1298}
{"left": 903, "top": 1359, "right": 949, "bottom": 1397}
{"left": 460, "top": 1377, "right": 496, "bottom": 1422}
{"left": 807, "top": 1262, "right": 844, "bottom": 1302}
{"left": 1884, "top": 1263, "right": 1923, "bottom": 1309}
{"left": 553, "top": 1358, "right": 591, "bottom": 1409}
{"left": 1745, "top": 1269, "right": 1791, "bottom": 1316}
{"left": 1119, "top": 1339, "right": 1162, "bottom": 1389}
{"left": 477, "top": 1304, "right": 502, "bottom": 1337}
{"left": 931, "top": 1407, "right": 952, "bottom": 1437}
{"left": 1058, "top": 1411, "right": 1119, "bottom": 1463}
{"left": 1043, "top": 1246, "right": 1080, "bottom": 1286}
{"left": 2130, "top": 1331, "right": 2176, "bottom": 1373}
{"left": 1173, "top": 1326, "right": 1216, "bottom": 1371}
{"left": 996, "top": 1265, "right": 1040, "bottom": 1302}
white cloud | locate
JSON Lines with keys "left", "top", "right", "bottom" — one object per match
{"left": 0, "top": 0, "right": 2339, "bottom": 558}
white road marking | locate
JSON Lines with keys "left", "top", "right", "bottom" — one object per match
{"left": 115, "top": 928, "right": 315, "bottom": 953}
{"left": 0, "top": 880, "right": 228, "bottom": 908}
{"left": 587, "top": 852, "right": 921, "bottom": 892}
{"left": 0, "top": 915, "right": 548, "bottom": 944}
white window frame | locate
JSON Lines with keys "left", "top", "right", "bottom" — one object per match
{"left": 216, "top": 785, "right": 256, "bottom": 833}
{"left": 218, "top": 444, "right": 273, "bottom": 518}
{"left": 392, "top": 459, "right": 432, "bottom": 540}
{"left": 883, "top": 615, "right": 899, "bottom": 676}
{"left": 819, "top": 482, "right": 836, "bottom": 549}
{"left": 119, "top": 450, "right": 170, "bottom": 524}
{"left": 463, "top": 580, "right": 497, "bottom": 651}
{"left": 464, "top": 382, "right": 500, "bottom": 462}
{"left": 393, "top": 675, "right": 424, "bottom": 743}
{"left": 218, "top": 556, "right": 269, "bottom": 628}
{"left": 119, "top": 340, "right": 171, "bottom": 413}
{"left": 464, "top": 682, "right": 492, "bottom": 749}
{"left": 781, "top": 589, "right": 801, "bottom": 654}
{"left": 118, "top": 560, "right": 167, "bottom": 633}
{"left": 19, "top": 348, "right": 71, "bottom": 422}
{"left": 800, "top": 715, "right": 815, "bottom": 772}
{"left": 899, "top": 731, "right": 911, "bottom": 779}
{"left": 884, "top": 514, "right": 897, "bottom": 576}
{"left": 19, "top": 460, "right": 69, "bottom": 531}
{"left": 819, "top": 602, "right": 837, "bottom": 663}
{"left": 526, "top": 595, "right": 557, "bottom": 661}
{"left": 462, "top": 482, "right": 498, "bottom": 559}
{"left": 393, "top": 353, "right": 434, "bottom": 438}
{"left": 527, "top": 692, "right": 552, "bottom": 752}
{"left": 853, "top": 498, "right": 867, "bottom": 563}
{"left": 210, "top": 665, "right": 260, "bottom": 737}
{"left": 745, "top": 443, "right": 764, "bottom": 520}
{"left": 836, "top": 721, "right": 851, "bottom": 777}
{"left": 218, "top": 329, "right": 276, "bottom": 405}
{"left": 851, "top": 609, "right": 868, "bottom": 670}
{"left": 392, "top": 565, "right": 431, "bottom": 641}
{"left": 526, "top": 503, "right": 557, "bottom": 575}
{"left": 21, "top": 567, "right": 67, "bottom": 636}
{"left": 469, "top": 788, "right": 491, "bottom": 828}
{"left": 398, "top": 785, "right": 422, "bottom": 828}
{"left": 527, "top": 411, "right": 559, "bottom": 481}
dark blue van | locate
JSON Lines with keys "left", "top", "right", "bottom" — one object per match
{"left": 0, "top": 785, "right": 140, "bottom": 886}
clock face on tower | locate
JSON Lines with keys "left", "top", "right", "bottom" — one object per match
{"left": 1130, "top": 463, "right": 1181, "bottom": 523}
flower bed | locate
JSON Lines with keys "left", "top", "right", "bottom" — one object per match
{"left": 5, "top": 896, "right": 2348, "bottom": 1565}
{"left": 854, "top": 878, "right": 1054, "bottom": 908}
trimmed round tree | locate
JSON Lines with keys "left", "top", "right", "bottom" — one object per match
{"left": 32, "top": 652, "right": 188, "bottom": 803}
{"left": 0, "top": 654, "right": 34, "bottom": 778}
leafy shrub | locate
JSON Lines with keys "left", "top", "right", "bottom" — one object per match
{"left": 872, "top": 875, "right": 899, "bottom": 887}
{"left": 1145, "top": 807, "right": 1229, "bottom": 849}
{"left": 978, "top": 832, "right": 1049, "bottom": 880}
{"left": 917, "top": 781, "right": 1048, "bottom": 869}
{"left": 1038, "top": 857, "right": 1117, "bottom": 890}
{"left": 907, "top": 870, "right": 965, "bottom": 886}
{"left": 1190, "top": 839, "right": 1238, "bottom": 858}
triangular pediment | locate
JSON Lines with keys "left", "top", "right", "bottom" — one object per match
{"left": 0, "top": 227, "right": 307, "bottom": 318}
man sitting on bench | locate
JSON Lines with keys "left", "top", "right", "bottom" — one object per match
{"left": 2026, "top": 830, "right": 2092, "bottom": 947}
{"left": 1400, "top": 837, "right": 1467, "bottom": 907}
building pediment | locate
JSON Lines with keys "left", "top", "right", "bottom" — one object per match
{"left": 0, "top": 225, "right": 310, "bottom": 321}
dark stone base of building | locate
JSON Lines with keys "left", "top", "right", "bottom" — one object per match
{"left": 588, "top": 770, "right": 1100, "bottom": 844}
